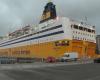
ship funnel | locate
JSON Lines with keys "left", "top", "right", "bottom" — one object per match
{"left": 40, "top": 1, "right": 57, "bottom": 23}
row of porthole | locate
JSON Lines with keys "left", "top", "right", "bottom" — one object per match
{"left": 6, "top": 39, "right": 53, "bottom": 47}
{"left": 73, "top": 36, "right": 95, "bottom": 42}
{"left": 30, "top": 38, "right": 55, "bottom": 43}
{"left": 73, "top": 31, "right": 95, "bottom": 37}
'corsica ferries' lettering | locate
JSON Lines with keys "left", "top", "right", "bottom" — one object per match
{"left": 13, "top": 50, "right": 30, "bottom": 55}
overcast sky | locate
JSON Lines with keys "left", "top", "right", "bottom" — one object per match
{"left": 0, "top": 0, "right": 100, "bottom": 36}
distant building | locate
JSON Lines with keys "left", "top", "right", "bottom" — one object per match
{"left": 96, "top": 35, "right": 100, "bottom": 54}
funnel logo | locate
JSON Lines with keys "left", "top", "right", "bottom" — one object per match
{"left": 40, "top": 1, "right": 57, "bottom": 23}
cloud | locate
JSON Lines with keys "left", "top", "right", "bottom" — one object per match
{"left": 56, "top": 0, "right": 100, "bottom": 34}
{"left": 0, "top": 0, "right": 99, "bottom": 35}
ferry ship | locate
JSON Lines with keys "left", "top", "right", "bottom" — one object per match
{"left": 0, "top": 1, "right": 96, "bottom": 63}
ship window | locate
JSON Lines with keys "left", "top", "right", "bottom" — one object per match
{"left": 75, "top": 37, "right": 77, "bottom": 39}
{"left": 62, "top": 41, "right": 69, "bottom": 46}
{"left": 84, "top": 28, "right": 88, "bottom": 31}
{"left": 94, "top": 31, "right": 95, "bottom": 33}
{"left": 84, "top": 38, "right": 85, "bottom": 40}
{"left": 71, "top": 25, "right": 73, "bottom": 28}
{"left": 88, "top": 29, "right": 91, "bottom": 32}
{"left": 73, "top": 36, "right": 74, "bottom": 39}
{"left": 78, "top": 37, "right": 79, "bottom": 40}
{"left": 79, "top": 26, "right": 83, "bottom": 30}
{"left": 73, "top": 25, "right": 78, "bottom": 29}
{"left": 92, "top": 30, "right": 95, "bottom": 33}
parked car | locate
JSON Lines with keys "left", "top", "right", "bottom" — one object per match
{"left": 46, "top": 57, "right": 56, "bottom": 63}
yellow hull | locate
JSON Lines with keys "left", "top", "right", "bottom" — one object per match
{"left": 72, "top": 40, "right": 96, "bottom": 58}
{"left": 0, "top": 39, "right": 96, "bottom": 59}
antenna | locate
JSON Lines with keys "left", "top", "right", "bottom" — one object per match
{"left": 85, "top": 16, "right": 88, "bottom": 22}
{"left": 82, "top": 16, "right": 88, "bottom": 25}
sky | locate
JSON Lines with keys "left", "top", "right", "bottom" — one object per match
{"left": 0, "top": 0, "right": 100, "bottom": 36}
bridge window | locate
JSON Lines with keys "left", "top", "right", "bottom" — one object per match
{"left": 73, "top": 25, "right": 78, "bottom": 29}
{"left": 79, "top": 26, "right": 83, "bottom": 30}
{"left": 84, "top": 28, "right": 88, "bottom": 31}
{"left": 92, "top": 30, "right": 95, "bottom": 33}
{"left": 88, "top": 29, "right": 92, "bottom": 32}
